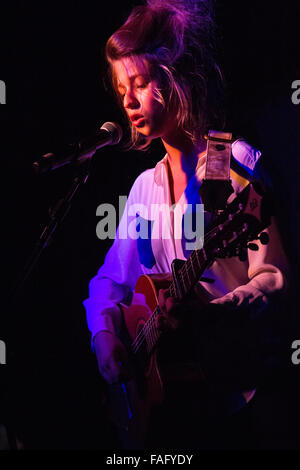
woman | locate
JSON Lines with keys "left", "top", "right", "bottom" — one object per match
{"left": 84, "top": 0, "right": 287, "bottom": 448}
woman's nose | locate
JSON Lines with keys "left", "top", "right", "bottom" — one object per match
{"left": 124, "top": 90, "right": 139, "bottom": 109}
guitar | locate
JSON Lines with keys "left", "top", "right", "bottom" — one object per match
{"left": 108, "top": 181, "right": 270, "bottom": 449}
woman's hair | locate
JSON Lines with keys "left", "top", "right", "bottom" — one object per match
{"left": 105, "top": 0, "right": 225, "bottom": 150}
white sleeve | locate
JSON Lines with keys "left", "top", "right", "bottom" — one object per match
{"left": 83, "top": 174, "right": 146, "bottom": 340}
{"left": 213, "top": 141, "right": 289, "bottom": 309}
{"left": 244, "top": 216, "right": 288, "bottom": 295}
{"left": 211, "top": 218, "right": 289, "bottom": 312}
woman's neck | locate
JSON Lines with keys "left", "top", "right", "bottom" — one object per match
{"left": 162, "top": 133, "right": 206, "bottom": 177}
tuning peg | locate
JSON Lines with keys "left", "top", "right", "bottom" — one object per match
{"left": 247, "top": 243, "right": 259, "bottom": 251}
{"left": 258, "top": 232, "right": 269, "bottom": 245}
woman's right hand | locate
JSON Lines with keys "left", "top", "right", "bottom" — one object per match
{"left": 156, "top": 288, "right": 182, "bottom": 331}
{"left": 93, "top": 331, "right": 134, "bottom": 384}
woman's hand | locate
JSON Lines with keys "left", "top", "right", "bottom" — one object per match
{"left": 93, "top": 331, "right": 134, "bottom": 384}
{"left": 210, "top": 285, "right": 268, "bottom": 315}
{"left": 156, "top": 288, "right": 181, "bottom": 331}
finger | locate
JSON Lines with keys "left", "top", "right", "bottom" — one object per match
{"left": 158, "top": 288, "right": 170, "bottom": 311}
{"left": 211, "top": 293, "right": 236, "bottom": 305}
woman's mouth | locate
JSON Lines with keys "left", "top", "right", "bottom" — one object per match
{"left": 130, "top": 114, "right": 146, "bottom": 127}
{"left": 132, "top": 117, "right": 146, "bottom": 127}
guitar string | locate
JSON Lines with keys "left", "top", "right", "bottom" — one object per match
{"left": 130, "top": 251, "right": 206, "bottom": 355}
{"left": 148, "top": 312, "right": 155, "bottom": 353}
{"left": 133, "top": 197, "right": 256, "bottom": 354}
{"left": 131, "top": 206, "right": 247, "bottom": 354}
{"left": 131, "top": 264, "right": 179, "bottom": 354}
{"left": 148, "top": 317, "right": 159, "bottom": 353}
{"left": 131, "top": 239, "right": 218, "bottom": 354}
{"left": 179, "top": 249, "right": 207, "bottom": 294}
{"left": 176, "top": 208, "right": 247, "bottom": 294}
{"left": 139, "top": 308, "right": 155, "bottom": 353}
{"left": 131, "top": 232, "right": 235, "bottom": 354}
{"left": 132, "top": 276, "right": 178, "bottom": 354}
{"left": 132, "top": 308, "right": 159, "bottom": 354}
{"left": 130, "top": 226, "right": 225, "bottom": 354}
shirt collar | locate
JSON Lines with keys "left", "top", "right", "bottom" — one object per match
{"left": 153, "top": 154, "right": 168, "bottom": 186}
{"left": 153, "top": 153, "right": 207, "bottom": 186}
{"left": 154, "top": 139, "right": 261, "bottom": 186}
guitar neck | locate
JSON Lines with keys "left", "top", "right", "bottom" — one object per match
{"left": 131, "top": 247, "right": 210, "bottom": 359}
{"left": 169, "top": 249, "right": 211, "bottom": 299}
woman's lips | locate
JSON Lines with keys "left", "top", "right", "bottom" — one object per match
{"left": 132, "top": 117, "right": 146, "bottom": 127}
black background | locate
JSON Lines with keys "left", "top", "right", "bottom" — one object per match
{"left": 0, "top": 0, "right": 299, "bottom": 449}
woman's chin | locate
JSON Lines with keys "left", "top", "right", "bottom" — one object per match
{"left": 136, "top": 127, "right": 152, "bottom": 138}
{"left": 136, "top": 126, "right": 161, "bottom": 140}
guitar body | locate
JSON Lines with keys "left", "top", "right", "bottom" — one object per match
{"left": 121, "top": 274, "right": 172, "bottom": 404}
{"left": 110, "top": 273, "right": 208, "bottom": 449}
{"left": 109, "top": 274, "right": 170, "bottom": 448}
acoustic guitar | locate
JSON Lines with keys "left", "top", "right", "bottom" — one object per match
{"left": 108, "top": 181, "right": 270, "bottom": 449}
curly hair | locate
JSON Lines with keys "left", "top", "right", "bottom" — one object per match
{"left": 105, "top": 0, "right": 225, "bottom": 150}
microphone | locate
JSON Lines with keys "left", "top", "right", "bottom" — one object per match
{"left": 33, "top": 121, "right": 123, "bottom": 174}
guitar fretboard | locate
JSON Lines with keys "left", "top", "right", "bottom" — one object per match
{"left": 131, "top": 247, "right": 210, "bottom": 358}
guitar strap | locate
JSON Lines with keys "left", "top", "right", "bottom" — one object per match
{"left": 199, "top": 130, "right": 234, "bottom": 212}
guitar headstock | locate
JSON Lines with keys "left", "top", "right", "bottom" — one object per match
{"left": 204, "top": 182, "right": 270, "bottom": 262}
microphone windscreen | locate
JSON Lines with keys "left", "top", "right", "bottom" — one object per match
{"left": 101, "top": 121, "right": 123, "bottom": 145}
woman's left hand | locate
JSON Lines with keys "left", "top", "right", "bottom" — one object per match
{"left": 211, "top": 285, "right": 268, "bottom": 314}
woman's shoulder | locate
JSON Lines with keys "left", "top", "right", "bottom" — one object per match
{"left": 132, "top": 167, "right": 156, "bottom": 186}
{"left": 127, "top": 167, "right": 158, "bottom": 205}
{"left": 129, "top": 168, "right": 156, "bottom": 197}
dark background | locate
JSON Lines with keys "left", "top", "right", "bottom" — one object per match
{"left": 0, "top": 0, "right": 299, "bottom": 449}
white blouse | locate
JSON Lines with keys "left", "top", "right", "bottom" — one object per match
{"left": 83, "top": 139, "right": 287, "bottom": 341}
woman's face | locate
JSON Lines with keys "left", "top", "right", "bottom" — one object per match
{"left": 112, "top": 57, "right": 177, "bottom": 140}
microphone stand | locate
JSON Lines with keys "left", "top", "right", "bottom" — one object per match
{"left": 8, "top": 157, "right": 93, "bottom": 306}
{"left": 3, "top": 156, "right": 93, "bottom": 449}
{"left": 9, "top": 120, "right": 122, "bottom": 303}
